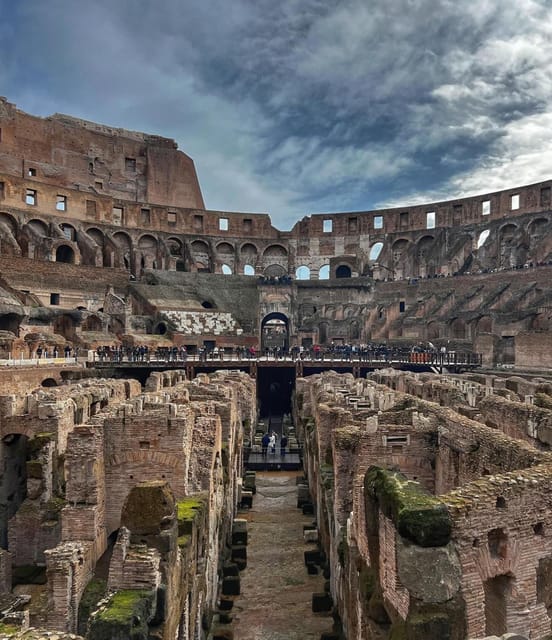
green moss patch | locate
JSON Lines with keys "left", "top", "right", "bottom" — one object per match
{"left": 78, "top": 578, "right": 107, "bottom": 635}
{"left": 177, "top": 494, "right": 207, "bottom": 535}
{"left": 89, "top": 589, "right": 154, "bottom": 640}
{"left": 334, "top": 426, "right": 361, "bottom": 451}
{"left": 0, "top": 622, "right": 19, "bottom": 635}
{"left": 365, "top": 467, "right": 451, "bottom": 547}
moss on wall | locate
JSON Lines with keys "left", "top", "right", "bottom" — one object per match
{"left": 88, "top": 589, "right": 154, "bottom": 640}
{"left": 176, "top": 494, "right": 207, "bottom": 535}
{"left": 78, "top": 578, "right": 107, "bottom": 635}
{"left": 365, "top": 467, "right": 451, "bottom": 547}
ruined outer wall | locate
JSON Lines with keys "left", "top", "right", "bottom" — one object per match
{"left": 0, "top": 98, "right": 205, "bottom": 209}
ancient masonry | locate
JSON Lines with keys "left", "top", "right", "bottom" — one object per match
{"left": 0, "top": 100, "right": 551, "bottom": 639}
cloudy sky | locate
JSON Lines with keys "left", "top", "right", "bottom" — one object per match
{"left": 1, "top": 0, "right": 552, "bottom": 228}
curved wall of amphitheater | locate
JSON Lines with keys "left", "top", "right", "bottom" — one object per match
{"left": 0, "top": 98, "right": 551, "bottom": 368}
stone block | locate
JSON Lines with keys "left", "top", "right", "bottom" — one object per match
{"left": 304, "top": 529, "right": 318, "bottom": 543}
{"left": 222, "top": 563, "right": 239, "bottom": 577}
{"left": 312, "top": 592, "right": 333, "bottom": 612}
{"left": 304, "top": 549, "right": 321, "bottom": 565}
{"left": 231, "top": 545, "right": 247, "bottom": 562}
{"left": 222, "top": 576, "right": 240, "bottom": 596}
{"left": 240, "top": 491, "right": 253, "bottom": 508}
{"left": 219, "top": 598, "right": 234, "bottom": 611}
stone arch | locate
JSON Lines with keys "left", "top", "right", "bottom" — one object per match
{"left": 221, "top": 264, "right": 233, "bottom": 275}
{"left": 216, "top": 242, "right": 234, "bottom": 255}
{"left": 528, "top": 217, "right": 549, "bottom": 237}
{"left": 344, "top": 306, "right": 356, "bottom": 319}
{"left": 167, "top": 237, "right": 183, "bottom": 256}
{"left": 53, "top": 314, "right": 77, "bottom": 340}
{"left": 191, "top": 240, "right": 211, "bottom": 272}
{"left": 0, "top": 212, "right": 18, "bottom": 236}
{"left": 81, "top": 314, "right": 103, "bottom": 332}
{"left": 427, "top": 321, "right": 440, "bottom": 340}
{"left": 243, "top": 264, "right": 255, "bottom": 276}
{"left": 416, "top": 235, "right": 435, "bottom": 277}
{"left": 324, "top": 306, "right": 336, "bottom": 320}
{"left": 261, "top": 312, "right": 289, "bottom": 351}
{"left": 449, "top": 317, "right": 467, "bottom": 339}
{"left": 263, "top": 244, "right": 288, "bottom": 259}
{"left": 27, "top": 218, "right": 49, "bottom": 236}
{"left": 263, "top": 264, "right": 286, "bottom": 277}
{"left": 60, "top": 223, "right": 77, "bottom": 242}
{"left": 240, "top": 243, "right": 258, "bottom": 260}
{"left": 0, "top": 313, "right": 22, "bottom": 334}
{"left": 111, "top": 231, "right": 132, "bottom": 269}
{"left": 335, "top": 264, "right": 352, "bottom": 278}
{"left": 318, "top": 322, "right": 330, "bottom": 344}
{"left": 349, "top": 319, "right": 360, "bottom": 340}
{"left": 41, "top": 378, "right": 58, "bottom": 387}
{"left": 0, "top": 213, "right": 21, "bottom": 256}
{"left": 476, "top": 315, "right": 493, "bottom": 334}
{"left": 87, "top": 227, "right": 105, "bottom": 246}
{"left": 55, "top": 244, "right": 75, "bottom": 264}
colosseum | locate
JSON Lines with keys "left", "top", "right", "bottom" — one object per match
{"left": 0, "top": 97, "right": 550, "bottom": 640}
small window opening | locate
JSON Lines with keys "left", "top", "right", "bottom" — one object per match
{"left": 540, "top": 187, "right": 551, "bottom": 207}
{"left": 533, "top": 522, "right": 544, "bottom": 535}
{"left": 482, "top": 200, "right": 491, "bottom": 215}
{"left": 323, "top": 219, "right": 333, "bottom": 233}
{"left": 348, "top": 217, "right": 357, "bottom": 232}
{"left": 141, "top": 208, "right": 150, "bottom": 225}
{"left": 511, "top": 194, "right": 520, "bottom": 210}
{"left": 399, "top": 300, "right": 405, "bottom": 313}
{"left": 488, "top": 528, "right": 508, "bottom": 558}
{"left": 94, "top": 181, "right": 103, "bottom": 190}
{"left": 26, "top": 189, "right": 37, "bottom": 205}
{"left": 426, "top": 211, "right": 436, "bottom": 229}
{"left": 125, "top": 157, "right": 136, "bottom": 172}
{"left": 0, "top": 181, "right": 4, "bottom": 199}
{"left": 28, "top": 167, "right": 36, "bottom": 177}
{"left": 194, "top": 215, "right": 203, "bottom": 231}
{"left": 86, "top": 200, "right": 97, "bottom": 218}
{"left": 50, "top": 293, "right": 60, "bottom": 305}
{"left": 167, "top": 211, "right": 177, "bottom": 225}
{"left": 496, "top": 496, "right": 507, "bottom": 509}
{"left": 400, "top": 211, "right": 409, "bottom": 228}
{"left": 219, "top": 217, "right": 229, "bottom": 231}
{"left": 374, "top": 215, "right": 383, "bottom": 229}
{"left": 112, "top": 206, "right": 123, "bottom": 225}
{"left": 56, "top": 195, "right": 67, "bottom": 211}
{"left": 243, "top": 218, "right": 252, "bottom": 232}
{"left": 201, "top": 301, "right": 214, "bottom": 309}
{"left": 139, "top": 440, "right": 150, "bottom": 449}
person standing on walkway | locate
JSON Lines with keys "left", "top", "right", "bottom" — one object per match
{"left": 280, "top": 434, "right": 288, "bottom": 457}
{"left": 261, "top": 432, "right": 270, "bottom": 457}
{"left": 269, "top": 432, "right": 276, "bottom": 455}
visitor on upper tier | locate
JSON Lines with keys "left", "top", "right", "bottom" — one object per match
{"left": 280, "top": 435, "right": 288, "bottom": 457}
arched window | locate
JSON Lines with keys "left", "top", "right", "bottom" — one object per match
{"left": 319, "top": 265, "right": 330, "bottom": 280}
{"left": 221, "top": 264, "right": 232, "bottom": 275}
{"left": 244, "top": 264, "right": 255, "bottom": 276}
{"left": 477, "top": 229, "right": 490, "bottom": 249}
{"left": 369, "top": 242, "right": 383, "bottom": 261}
{"left": 295, "top": 265, "right": 310, "bottom": 280}
{"left": 55, "top": 245, "right": 75, "bottom": 263}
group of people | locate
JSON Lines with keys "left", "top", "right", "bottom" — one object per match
{"left": 261, "top": 431, "right": 288, "bottom": 457}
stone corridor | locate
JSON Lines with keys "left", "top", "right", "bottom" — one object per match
{"left": 230, "top": 472, "right": 333, "bottom": 640}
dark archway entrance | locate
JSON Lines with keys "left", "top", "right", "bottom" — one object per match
{"left": 261, "top": 312, "right": 289, "bottom": 352}
{"left": 336, "top": 265, "right": 352, "bottom": 278}
{"left": 55, "top": 245, "right": 75, "bottom": 263}
{"left": 257, "top": 367, "right": 295, "bottom": 419}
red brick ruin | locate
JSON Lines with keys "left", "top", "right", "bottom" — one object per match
{"left": 0, "top": 98, "right": 550, "bottom": 639}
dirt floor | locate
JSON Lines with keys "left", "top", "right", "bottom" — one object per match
{"left": 229, "top": 471, "right": 334, "bottom": 640}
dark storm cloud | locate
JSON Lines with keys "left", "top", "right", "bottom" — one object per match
{"left": 1, "top": 0, "right": 552, "bottom": 227}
